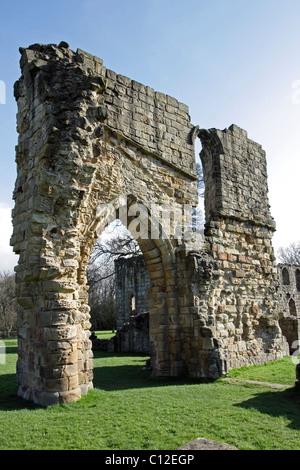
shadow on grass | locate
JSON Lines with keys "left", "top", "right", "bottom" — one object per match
{"left": 0, "top": 351, "right": 210, "bottom": 411}
{"left": 92, "top": 351, "right": 208, "bottom": 391}
{"left": 2, "top": 349, "right": 299, "bottom": 431}
{"left": 94, "top": 352, "right": 300, "bottom": 431}
{"left": 234, "top": 387, "right": 300, "bottom": 431}
{"left": 1, "top": 343, "right": 18, "bottom": 356}
{"left": 0, "top": 373, "right": 40, "bottom": 411}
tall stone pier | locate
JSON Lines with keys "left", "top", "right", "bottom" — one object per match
{"left": 11, "top": 42, "right": 288, "bottom": 406}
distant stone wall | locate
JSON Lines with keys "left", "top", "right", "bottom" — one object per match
{"left": 112, "top": 255, "right": 150, "bottom": 354}
{"left": 278, "top": 264, "right": 300, "bottom": 314}
{"left": 114, "top": 255, "right": 150, "bottom": 329}
{"left": 107, "top": 312, "right": 149, "bottom": 354}
{"left": 277, "top": 264, "right": 300, "bottom": 353}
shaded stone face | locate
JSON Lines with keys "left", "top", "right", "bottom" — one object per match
{"left": 11, "top": 42, "right": 288, "bottom": 406}
{"left": 114, "top": 255, "right": 150, "bottom": 329}
{"left": 277, "top": 264, "right": 300, "bottom": 354}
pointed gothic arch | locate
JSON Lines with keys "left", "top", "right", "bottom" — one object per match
{"left": 289, "top": 298, "right": 297, "bottom": 316}
{"left": 282, "top": 267, "right": 290, "bottom": 286}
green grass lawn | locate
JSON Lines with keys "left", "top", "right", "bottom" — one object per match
{"left": 94, "top": 330, "right": 116, "bottom": 340}
{"left": 0, "top": 338, "right": 299, "bottom": 450}
{"left": 226, "top": 356, "right": 298, "bottom": 385}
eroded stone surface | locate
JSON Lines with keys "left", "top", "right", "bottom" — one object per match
{"left": 277, "top": 264, "right": 300, "bottom": 354}
{"left": 178, "top": 438, "right": 237, "bottom": 450}
{"left": 11, "top": 42, "right": 289, "bottom": 406}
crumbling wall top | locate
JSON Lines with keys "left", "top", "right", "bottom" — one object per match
{"left": 16, "top": 42, "right": 196, "bottom": 180}
{"left": 199, "top": 124, "right": 275, "bottom": 229}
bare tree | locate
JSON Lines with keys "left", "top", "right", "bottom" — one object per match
{"left": 277, "top": 241, "right": 300, "bottom": 265}
{"left": 191, "top": 161, "right": 205, "bottom": 234}
{"left": 0, "top": 272, "right": 18, "bottom": 337}
{"left": 88, "top": 220, "right": 141, "bottom": 287}
{"left": 88, "top": 264, "right": 117, "bottom": 330}
{"left": 196, "top": 161, "right": 205, "bottom": 198}
{"left": 87, "top": 220, "right": 141, "bottom": 330}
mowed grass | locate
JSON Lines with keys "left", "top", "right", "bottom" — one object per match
{"left": 227, "top": 356, "right": 299, "bottom": 386}
{"left": 0, "top": 338, "right": 299, "bottom": 450}
{"left": 94, "top": 330, "right": 116, "bottom": 340}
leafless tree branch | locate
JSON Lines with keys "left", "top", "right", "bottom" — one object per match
{"left": 277, "top": 241, "right": 300, "bottom": 265}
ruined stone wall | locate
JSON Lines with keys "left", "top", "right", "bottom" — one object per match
{"left": 11, "top": 42, "right": 198, "bottom": 405}
{"left": 11, "top": 42, "right": 288, "bottom": 406}
{"left": 114, "top": 255, "right": 150, "bottom": 329}
{"left": 107, "top": 312, "right": 150, "bottom": 355}
{"left": 198, "top": 125, "right": 274, "bottom": 226}
{"left": 277, "top": 264, "right": 300, "bottom": 353}
{"left": 176, "top": 126, "right": 289, "bottom": 378}
{"left": 278, "top": 264, "right": 300, "bottom": 315}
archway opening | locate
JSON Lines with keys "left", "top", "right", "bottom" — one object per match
{"left": 82, "top": 195, "right": 180, "bottom": 378}
{"left": 194, "top": 138, "right": 205, "bottom": 237}
{"left": 87, "top": 219, "right": 151, "bottom": 356}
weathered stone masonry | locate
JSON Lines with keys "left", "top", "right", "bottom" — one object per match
{"left": 11, "top": 42, "right": 288, "bottom": 406}
{"left": 115, "top": 257, "right": 300, "bottom": 359}
{"left": 109, "top": 255, "right": 150, "bottom": 354}
{"left": 114, "top": 255, "right": 150, "bottom": 329}
{"left": 181, "top": 126, "right": 289, "bottom": 377}
{"left": 277, "top": 264, "right": 300, "bottom": 354}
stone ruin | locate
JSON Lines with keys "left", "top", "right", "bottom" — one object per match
{"left": 112, "top": 257, "right": 300, "bottom": 359}
{"left": 11, "top": 42, "right": 290, "bottom": 406}
{"left": 91, "top": 256, "right": 150, "bottom": 354}
{"left": 114, "top": 255, "right": 150, "bottom": 330}
{"left": 277, "top": 264, "right": 300, "bottom": 354}
{"left": 109, "top": 255, "right": 150, "bottom": 354}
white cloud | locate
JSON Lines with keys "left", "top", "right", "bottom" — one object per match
{"left": 0, "top": 203, "right": 17, "bottom": 273}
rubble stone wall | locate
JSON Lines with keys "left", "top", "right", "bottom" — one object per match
{"left": 114, "top": 255, "right": 150, "bottom": 329}
{"left": 11, "top": 42, "right": 197, "bottom": 406}
{"left": 277, "top": 264, "right": 300, "bottom": 353}
{"left": 11, "top": 42, "right": 288, "bottom": 406}
{"left": 107, "top": 312, "right": 150, "bottom": 354}
{"left": 178, "top": 126, "right": 289, "bottom": 377}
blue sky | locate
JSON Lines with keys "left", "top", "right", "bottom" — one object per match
{"left": 0, "top": 0, "right": 300, "bottom": 270}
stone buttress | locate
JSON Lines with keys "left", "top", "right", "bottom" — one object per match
{"left": 176, "top": 126, "right": 288, "bottom": 378}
